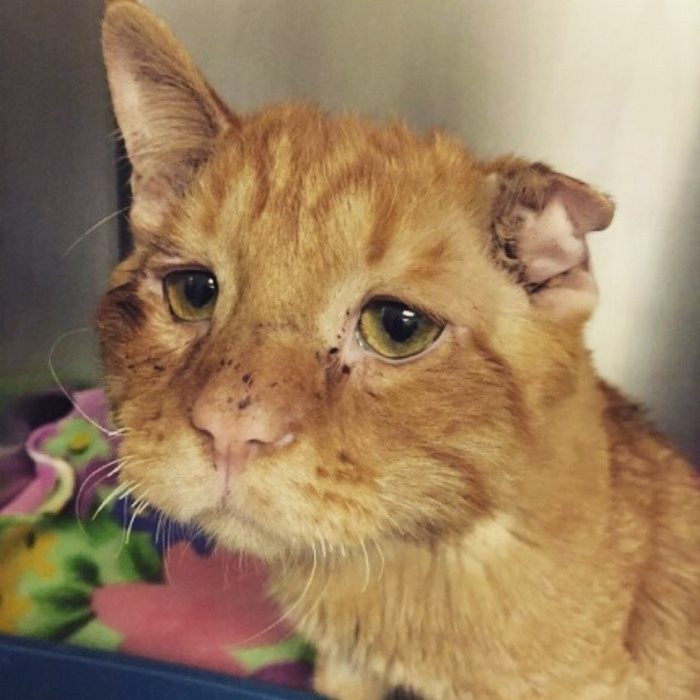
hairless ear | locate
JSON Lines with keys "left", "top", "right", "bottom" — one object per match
{"left": 102, "top": 0, "right": 237, "bottom": 233}
{"left": 483, "top": 157, "right": 614, "bottom": 323}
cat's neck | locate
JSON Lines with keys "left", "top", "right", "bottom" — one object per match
{"left": 511, "top": 361, "right": 612, "bottom": 549}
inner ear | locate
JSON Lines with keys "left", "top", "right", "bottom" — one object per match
{"left": 485, "top": 159, "right": 614, "bottom": 323}
{"left": 102, "top": 0, "right": 237, "bottom": 233}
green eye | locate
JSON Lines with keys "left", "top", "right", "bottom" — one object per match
{"left": 163, "top": 270, "right": 218, "bottom": 321}
{"left": 357, "top": 299, "right": 443, "bottom": 359}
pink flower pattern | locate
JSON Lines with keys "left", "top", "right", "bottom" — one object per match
{"left": 93, "top": 542, "right": 302, "bottom": 679}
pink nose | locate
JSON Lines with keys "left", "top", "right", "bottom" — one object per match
{"left": 191, "top": 400, "right": 295, "bottom": 475}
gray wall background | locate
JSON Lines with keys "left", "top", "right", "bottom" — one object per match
{"left": 0, "top": 0, "right": 120, "bottom": 427}
{"left": 2, "top": 0, "right": 699, "bottom": 463}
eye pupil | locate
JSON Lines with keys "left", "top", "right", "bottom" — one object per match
{"left": 184, "top": 274, "right": 216, "bottom": 309}
{"left": 164, "top": 269, "right": 218, "bottom": 321}
{"left": 381, "top": 304, "right": 418, "bottom": 343}
{"left": 357, "top": 298, "right": 442, "bottom": 360}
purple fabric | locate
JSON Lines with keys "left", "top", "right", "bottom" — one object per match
{"left": 1, "top": 424, "right": 60, "bottom": 515}
{"left": 0, "top": 447, "right": 36, "bottom": 506}
{"left": 0, "top": 389, "right": 116, "bottom": 516}
{"left": 251, "top": 662, "right": 314, "bottom": 689}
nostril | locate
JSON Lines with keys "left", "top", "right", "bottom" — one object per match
{"left": 190, "top": 409, "right": 217, "bottom": 443}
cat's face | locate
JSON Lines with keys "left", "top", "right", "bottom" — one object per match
{"left": 98, "top": 2, "right": 613, "bottom": 559}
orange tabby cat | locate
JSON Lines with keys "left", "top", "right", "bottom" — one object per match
{"left": 97, "top": 2, "right": 699, "bottom": 698}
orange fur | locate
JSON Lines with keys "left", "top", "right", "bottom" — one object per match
{"left": 97, "top": 3, "right": 699, "bottom": 698}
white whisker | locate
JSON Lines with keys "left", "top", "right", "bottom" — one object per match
{"left": 60, "top": 207, "right": 129, "bottom": 259}
{"left": 293, "top": 552, "right": 331, "bottom": 633}
{"left": 75, "top": 456, "right": 129, "bottom": 531}
{"left": 239, "top": 542, "right": 318, "bottom": 646}
{"left": 163, "top": 520, "right": 174, "bottom": 582}
{"left": 155, "top": 512, "right": 165, "bottom": 545}
{"left": 124, "top": 496, "right": 150, "bottom": 546}
{"left": 92, "top": 481, "right": 131, "bottom": 520}
{"left": 48, "top": 327, "right": 124, "bottom": 438}
{"left": 359, "top": 537, "right": 371, "bottom": 593}
{"left": 373, "top": 539, "right": 386, "bottom": 581}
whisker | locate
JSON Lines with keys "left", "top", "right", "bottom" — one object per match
{"left": 359, "top": 537, "right": 371, "bottom": 593}
{"left": 163, "top": 520, "right": 174, "bottom": 582}
{"left": 60, "top": 207, "right": 129, "bottom": 259}
{"left": 239, "top": 542, "right": 318, "bottom": 646}
{"left": 92, "top": 480, "right": 131, "bottom": 520}
{"left": 155, "top": 512, "right": 165, "bottom": 546}
{"left": 124, "top": 496, "right": 151, "bottom": 546}
{"left": 48, "top": 327, "right": 123, "bottom": 438}
{"left": 293, "top": 552, "right": 331, "bottom": 634}
{"left": 373, "top": 539, "right": 386, "bottom": 581}
{"left": 75, "top": 456, "right": 129, "bottom": 531}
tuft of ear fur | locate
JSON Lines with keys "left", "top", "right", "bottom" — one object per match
{"left": 484, "top": 158, "right": 614, "bottom": 323}
{"left": 102, "top": 0, "right": 236, "bottom": 232}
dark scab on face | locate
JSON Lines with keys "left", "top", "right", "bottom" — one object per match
{"left": 152, "top": 407, "right": 164, "bottom": 421}
{"left": 323, "top": 357, "right": 352, "bottom": 390}
{"left": 241, "top": 373, "right": 253, "bottom": 385}
{"left": 238, "top": 396, "right": 252, "bottom": 410}
{"left": 338, "top": 450, "right": 355, "bottom": 465}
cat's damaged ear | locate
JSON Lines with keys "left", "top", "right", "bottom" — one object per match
{"left": 102, "top": 0, "right": 236, "bottom": 232}
{"left": 483, "top": 158, "right": 614, "bottom": 324}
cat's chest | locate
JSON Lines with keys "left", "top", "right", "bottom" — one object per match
{"left": 269, "top": 545, "right": 507, "bottom": 691}
{"left": 269, "top": 535, "right": 634, "bottom": 699}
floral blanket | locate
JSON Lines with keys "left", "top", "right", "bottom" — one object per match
{"left": 0, "top": 389, "right": 313, "bottom": 691}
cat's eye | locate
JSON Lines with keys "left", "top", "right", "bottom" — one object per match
{"left": 357, "top": 299, "right": 443, "bottom": 359}
{"left": 163, "top": 270, "right": 218, "bottom": 321}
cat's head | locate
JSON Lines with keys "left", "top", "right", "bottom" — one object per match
{"left": 97, "top": 1, "right": 614, "bottom": 559}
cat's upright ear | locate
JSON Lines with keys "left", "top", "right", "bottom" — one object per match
{"left": 483, "top": 157, "right": 614, "bottom": 323}
{"left": 102, "top": 0, "right": 236, "bottom": 232}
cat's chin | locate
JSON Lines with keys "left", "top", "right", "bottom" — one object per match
{"left": 196, "top": 504, "right": 289, "bottom": 560}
